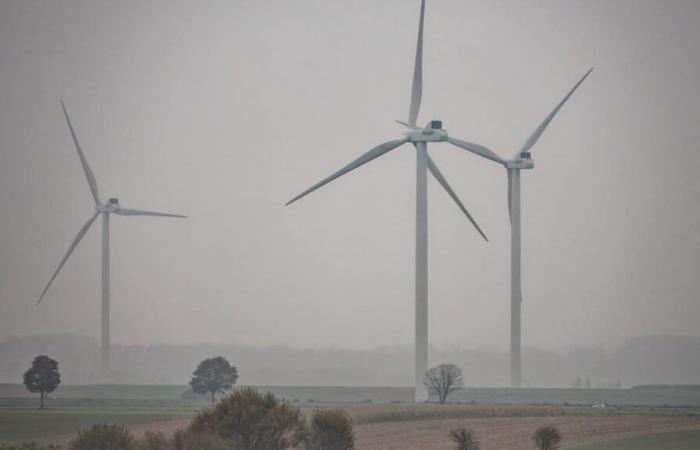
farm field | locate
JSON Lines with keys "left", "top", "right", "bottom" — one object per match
{"left": 1, "top": 385, "right": 700, "bottom": 447}
{"left": 1, "top": 402, "right": 700, "bottom": 448}
{"left": 0, "top": 406, "right": 196, "bottom": 444}
{"left": 569, "top": 428, "right": 700, "bottom": 449}
{"left": 2, "top": 383, "right": 699, "bottom": 406}
{"left": 352, "top": 415, "right": 700, "bottom": 450}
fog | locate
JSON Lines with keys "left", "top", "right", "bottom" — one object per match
{"left": 1, "top": 0, "right": 699, "bottom": 356}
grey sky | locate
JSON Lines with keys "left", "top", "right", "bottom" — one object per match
{"left": 0, "top": 0, "right": 699, "bottom": 352}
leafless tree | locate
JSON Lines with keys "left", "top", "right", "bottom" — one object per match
{"left": 423, "top": 363, "right": 464, "bottom": 404}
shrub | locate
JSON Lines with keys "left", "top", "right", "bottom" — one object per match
{"left": 169, "top": 428, "right": 228, "bottom": 450}
{"left": 189, "top": 387, "right": 307, "bottom": 449}
{"left": 448, "top": 428, "right": 479, "bottom": 450}
{"left": 69, "top": 423, "right": 134, "bottom": 450}
{"left": 533, "top": 425, "right": 562, "bottom": 450}
{"left": 135, "top": 430, "right": 168, "bottom": 450}
{"left": 0, "top": 444, "right": 60, "bottom": 450}
{"left": 307, "top": 409, "right": 354, "bottom": 450}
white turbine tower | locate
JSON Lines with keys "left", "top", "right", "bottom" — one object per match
{"left": 451, "top": 69, "right": 593, "bottom": 387}
{"left": 37, "top": 101, "right": 187, "bottom": 381}
{"left": 286, "top": 0, "right": 493, "bottom": 402}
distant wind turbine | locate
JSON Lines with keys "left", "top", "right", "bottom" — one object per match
{"left": 452, "top": 69, "right": 593, "bottom": 387}
{"left": 286, "top": 0, "right": 491, "bottom": 402}
{"left": 37, "top": 101, "right": 187, "bottom": 380}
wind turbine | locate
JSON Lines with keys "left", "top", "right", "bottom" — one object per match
{"left": 453, "top": 69, "right": 593, "bottom": 387}
{"left": 37, "top": 101, "right": 187, "bottom": 380}
{"left": 286, "top": 0, "right": 493, "bottom": 402}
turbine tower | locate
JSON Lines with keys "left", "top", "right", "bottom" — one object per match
{"left": 287, "top": 0, "right": 493, "bottom": 402}
{"left": 37, "top": 101, "right": 187, "bottom": 381}
{"left": 453, "top": 69, "right": 593, "bottom": 387}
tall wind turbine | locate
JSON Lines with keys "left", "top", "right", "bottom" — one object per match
{"left": 37, "top": 101, "right": 187, "bottom": 380}
{"left": 452, "top": 69, "right": 593, "bottom": 387}
{"left": 286, "top": 0, "right": 492, "bottom": 402}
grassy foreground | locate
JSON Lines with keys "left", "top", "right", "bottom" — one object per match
{"left": 568, "top": 428, "right": 700, "bottom": 449}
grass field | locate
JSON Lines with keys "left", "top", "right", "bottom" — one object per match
{"left": 568, "top": 428, "right": 700, "bottom": 449}
{"left": 0, "top": 406, "right": 197, "bottom": 444}
{"left": 2, "top": 383, "right": 700, "bottom": 406}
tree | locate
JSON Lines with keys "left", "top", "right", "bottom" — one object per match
{"left": 189, "top": 356, "right": 238, "bottom": 405}
{"left": 23, "top": 355, "right": 60, "bottom": 409}
{"left": 423, "top": 364, "right": 464, "bottom": 404}
{"left": 533, "top": 425, "right": 562, "bottom": 450}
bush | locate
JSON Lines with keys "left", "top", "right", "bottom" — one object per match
{"left": 533, "top": 425, "right": 562, "bottom": 450}
{"left": 135, "top": 430, "right": 168, "bottom": 450}
{"left": 0, "top": 444, "right": 60, "bottom": 450}
{"left": 189, "top": 387, "right": 307, "bottom": 449}
{"left": 169, "top": 428, "right": 229, "bottom": 450}
{"left": 448, "top": 428, "right": 479, "bottom": 450}
{"left": 307, "top": 409, "right": 354, "bottom": 450}
{"left": 69, "top": 423, "right": 134, "bottom": 450}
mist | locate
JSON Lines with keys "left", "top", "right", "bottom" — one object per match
{"left": 1, "top": 0, "right": 699, "bottom": 360}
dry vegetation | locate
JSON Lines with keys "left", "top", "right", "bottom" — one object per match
{"left": 108, "top": 405, "right": 700, "bottom": 450}
{"left": 20, "top": 403, "right": 700, "bottom": 449}
{"left": 353, "top": 414, "right": 700, "bottom": 450}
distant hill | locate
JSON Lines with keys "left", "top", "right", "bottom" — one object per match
{"left": 0, "top": 334, "right": 698, "bottom": 387}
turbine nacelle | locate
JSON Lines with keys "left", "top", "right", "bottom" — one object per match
{"left": 407, "top": 120, "right": 448, "bottom": 143}
{"left": 98, "top": 198, "right": 121, "bottom": 213}
{"left": 504, "top": 157, "right": 534, "bottom": 170}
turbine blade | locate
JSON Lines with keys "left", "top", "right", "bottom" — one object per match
{"left": 60, "top": 101, "right": 101, "bottom": 205}
{"left": 427, "top": 155, "right": 488, "bottom": 241}
{"left": 518, "top": 68, "right": 593, "bottom": 155}
{"left": 37, "top": 211, "right": 100, "bottom": 305}
{"left": 448, "top": 136, "right": 505, "bottom": 165}
{"left": 286, "top": 137, "right": 409, "bottom": 206}
{"left": 114, "top": 208, "right": 187, "bottom": 218}
{"left": 407, "top": 0, "right": 425, "bottom": 127}
{"left": 395, "top": 120, "right": 420, "bottom": 130}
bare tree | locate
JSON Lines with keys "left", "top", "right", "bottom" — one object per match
{"left": 423, "top": 364, "right": 464, "bottom": 404}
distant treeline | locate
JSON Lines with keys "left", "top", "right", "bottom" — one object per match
{"left": 0, "top": 334, "right": 698, "bottom": 388}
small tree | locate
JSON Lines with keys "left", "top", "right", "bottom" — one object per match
{"left": 533, "top": 425, "right": 562, "bottom": 450}
{"left": 189, "top": 356, "right": 238, "bottom": 405}
{"left": 423, "top": 364, "right": 464, "bottom": 404}
{"left": 23, "top": 355, "right": 60, "bottom": 409}
{"left": 307, "top": 409, "right": 354, "bottom": 450}
{"left": 449, "top": 428, "right": 479, "bottom": 450}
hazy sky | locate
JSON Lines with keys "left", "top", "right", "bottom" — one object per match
{"left": 1, "top": 0, "right": 699, "bottom": 353}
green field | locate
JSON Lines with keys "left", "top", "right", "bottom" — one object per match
{"left": 569, "top": 429, "right": 700, "bottom": 449}
{"left": 2, "top": 383, "right": 700, "bottom": 406}
{"left": 0, "top": 406, "right": 197, "bottom": 444}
